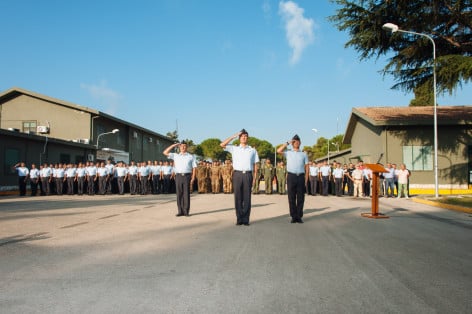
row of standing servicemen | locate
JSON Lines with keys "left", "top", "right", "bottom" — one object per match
{"left": 12, "top": 159, "right": 410, "bottom": 198}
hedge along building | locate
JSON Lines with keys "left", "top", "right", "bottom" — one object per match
{"left": 0, "top": 87, "right": 174, "bottom": 190}
{"left": 343, "top": 106, "right": 472, "bottom": 195}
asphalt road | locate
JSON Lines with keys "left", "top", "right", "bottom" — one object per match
{"left": 1, "top": 193, "right": 471, "bottom": 313}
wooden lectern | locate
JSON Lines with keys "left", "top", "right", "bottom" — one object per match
{"left": 361, "top": 163, "right": 390, "bottom": 219}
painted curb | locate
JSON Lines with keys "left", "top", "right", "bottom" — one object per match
{"left": 412, "top": 198, "right": 472, "bottom": 214}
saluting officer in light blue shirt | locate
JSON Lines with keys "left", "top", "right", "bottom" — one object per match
{"left": 221, "top": 129, "right": 259, "bottom": 226}
{"left": 13, "top": 162, "right": 29, "bottom": 196}
{"left": 277, "top": 134, "right": 309, "bottom": 223}
{"left": 164, "top": 141, "right": 197, "bottom": 217}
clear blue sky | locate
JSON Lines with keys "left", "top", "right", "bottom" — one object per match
{"left": 1, "top": 0, "right": 470, "bottom": 147}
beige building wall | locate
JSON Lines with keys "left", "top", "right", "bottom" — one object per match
{"left": 350, "top": 123, "right": 470, "bottom": 189}
{"left": 350, "top": 119, "right": 384, "bottom": 164}
{"left": 1, "top": 94, "right": 91, "bottom": 141}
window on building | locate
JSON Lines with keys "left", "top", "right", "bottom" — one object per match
{"left": 22, "top": 121, "right": 37, "bottom": 133}
{"left": 5, "top": 148, "right": 20, "bottom": 175}
{"left": 403, "top": 145, "right": 433, "bottom": 171}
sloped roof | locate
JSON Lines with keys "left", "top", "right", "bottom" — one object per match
{"left": 0, "top": 86, "right": 99, "bottom": 114}
{"left": 0, "top": 87, "right": 173, "bottom": 142}
{"left": 344, "top": 105, "right": 472, "bottom": 144}
{"left": 355, "top": 106, "right": 471, "bottom": 125}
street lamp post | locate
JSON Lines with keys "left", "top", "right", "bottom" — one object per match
{"left": 332, "top": 142, "right": 339, "bottom": 152}
{"left": 311, "top": 128, "right": 318, "bottom": 161}
{"left": 327, "top": 141, "right": 330, "bottom": 164}
{"left": 382, "top": 23, "right": 439, "bottom": 198}
{"left": 311, "top": 128, "right": 335, "bottom": 164}
{"left": 96, "top": 129, "right": 119, "bottom": 149}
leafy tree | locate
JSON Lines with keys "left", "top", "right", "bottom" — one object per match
{"left": 166, "top": 130, "right": 179, "bottom": 141}
{"left": 199, "top": 138, "right": 228, "bottom": 161}
{"left": 303, "top": 135, "right": 351, "bottom": 160}
{"left": 329, "top": 0, "right": 472, "bottom": 105}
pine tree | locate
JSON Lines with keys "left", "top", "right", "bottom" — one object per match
{"left": 329, "top": 0, "right": 472, "bottom": 105}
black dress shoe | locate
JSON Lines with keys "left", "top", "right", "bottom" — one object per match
{"left": 176, "top": 214, "right": 183, "bottom": 217}
{"left": 297, "top": 219, "right": 304, "bottom": 224}
{"left": 236, "top": 222, "right": 242, "bottom": 225}
{"left": 291, "top": 219, "right": 296, "bottom": 223}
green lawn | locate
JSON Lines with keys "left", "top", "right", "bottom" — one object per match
{"left": 436, "top": 197, "right": 472, "bottom": 209}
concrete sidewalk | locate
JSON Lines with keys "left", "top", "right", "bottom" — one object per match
{"left": 1, "top": 193, "right": 471, "bottom": 313}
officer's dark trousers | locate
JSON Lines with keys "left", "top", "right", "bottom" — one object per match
{"left": 152, "top": 176, "right": 160, "bottom": 194}
{"left": 309, "top": 175, "right": 318, "bottom": 195}
{"left": 129, "top": 175, "right": 137, "bottom": 194}
{"left": 140, "top": 177, "right": 148, "bottom": 195}
{"left": 30, "top": 178, "right": 38, "bottom": 196}
{"left": 335, "top": 177, "right": 343, "bottom": 196}
{"left": 322, "top": 176, "right": 329, "bottom": 196}
{"left": 117, "top": 176, "right": 125, "bottom": 195}
{"left": 175, "top": 173, "right": 191, "bottom": 215}
{"left": 287, "top": 173, "right": 305, "bottom": 220}
{"left": 87, "top": 178, "right": 95, "bottom": 195}
{"left": 55, "top": 178, "right": 64, "bottom": 195}
{"left": 18, "top": 176, "right": 27, "bottom": 196}
{"left": 98, "top": 176, "right": 107, "bottom": 195}
{"left": 77, "top": 177, "right": 85, "bottom": 195}
{"left": 67, "top": 178, "right": 75, "bottom": 195}
{"left": 232, "top": 171, "right": 253, "bottom": 224}
{"left": 41, "top": 178, "right": 50, "bottom": 195}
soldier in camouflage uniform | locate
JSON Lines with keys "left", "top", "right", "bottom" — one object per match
{"left": 204, "top": 161, "right": 212, "bottom": 193}
{"left": 221, "top": 159, "right": 233, "bottom": 193}
{"left": 210, "top": 161, "right": 222, "bottom": 193}
{"left": 262, "top": 159, "right": 275, "bottom": 194}
{"left": 196, "top": 161, "right": 207, "bottom": 193}
{"left": 276, "top": 161, "right": 287, "bottom": 194}
{"left": 252, "top": 161, "right": 262, "bottom": 194}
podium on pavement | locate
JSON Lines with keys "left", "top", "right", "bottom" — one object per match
{"left": 361, "top": 163, "right": 390, "bottom": 219}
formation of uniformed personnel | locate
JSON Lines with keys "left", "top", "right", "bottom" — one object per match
{"left": 276, "top": 161, "right": 287, "bottom": 195}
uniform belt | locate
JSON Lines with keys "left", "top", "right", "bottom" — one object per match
{"left": 234, "top": 170, "right": 252, "bottom": 174}
{"left": 176, "top": 173, "right": 191, "bottom": 176}
{"left": 288, "top": 172, "right": 305, "bottom": 176}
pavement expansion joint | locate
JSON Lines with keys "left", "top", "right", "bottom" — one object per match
{"left": 98, "top": 214, "right": 120, "bottom": 220}
{"left": 60, "top": 222, "right": 89, "bottom": 229}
